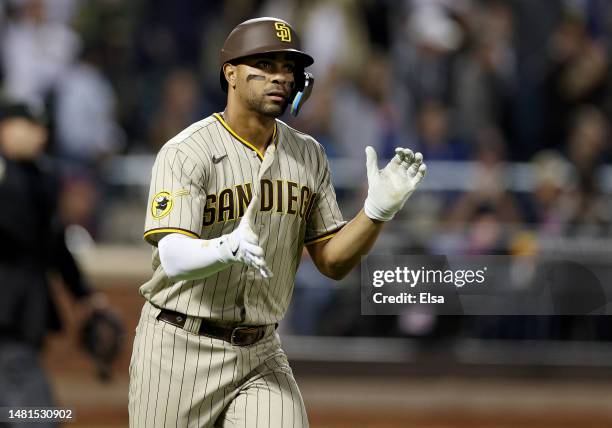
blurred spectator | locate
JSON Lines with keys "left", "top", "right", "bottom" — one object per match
{"left": 52, "top": 42, "right": 125, "bottom": 239}
{"left": 564, "top": 175, "right": 612, "bottom": 237}
{"left": 565, "top": 105, "right": 610, "bottom": 179}
{"left": 393, "top": 2, "right": 464, "bottom": 115}
{"left": 328, "top": 49, "right": 400, "bottom": 159}
{"left": 132, "top": 0, "right": 210, "bottom": 70}
{"left": 289, "top": 0, "right": 372, "bottom": 149}
{"left": 59, "top": 176, "right": 100, "bottom": 238}
{"left": 528, "top": 150, "right": 575, "bottom": 236}
{"left": 562, "top": 105, "right": 612, "bottom": 236}
{"left": 0, "top": 0, "right": 80, "bottom": 106}
{"left": 463, "top": 206, "right": 508, "bottom": 255}
{"left": 259, "top": 0, "right": 300, "bottom": 24}
{"left": 414, "top": 99, "right": 469, "bottom": 160}
{"left": 54, "top": 43, "right": 125, "bottom": 171}
{"left": 446, "top": 128, "right": 523, "bottom": 232}
{"left": 40, "top": 0, "right": 78, "bottom": 25}
{"left": 197, "top": 0, "right": 259, "bottom": 97}
{"left": 358, "top": 0, "right": 393, "bottom": 49}
{"left": 454, "top": 0, "right": 517, "bottom": 152}
{"left": 543, "top": 12, "right": 611, "bottom": 150}
{"left": 300, "top": 0, "right": 369, "bottom": 80}
{"left": 432, "top": 128, "right": 521, "bottom": 257}
{"left": 70, "top": 0, "right": 137, "bottom": 149}
{"left": 148, "top": 68, "right": 202, "bottom": 150}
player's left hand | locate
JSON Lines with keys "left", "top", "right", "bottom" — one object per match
{"left": 363, "top": 146, "right": 427, "bottom": 222}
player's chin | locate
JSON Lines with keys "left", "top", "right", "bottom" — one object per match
{"left": 261, "top": 102, "right": 288, "bottom": 118}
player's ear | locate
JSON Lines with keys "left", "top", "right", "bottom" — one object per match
{"left": 223, "top": 63, "right": 237, "bottom": 90}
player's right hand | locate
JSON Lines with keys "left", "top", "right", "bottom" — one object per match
{"left": 218, "top": 196, "right": 273, "bottom": 279}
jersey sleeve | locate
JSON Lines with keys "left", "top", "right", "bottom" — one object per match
{"left": 304, "top": 146, "right": 346, "bottom": 245}
{"left": 144, "top": 146, "right": 207, "bottom": 246}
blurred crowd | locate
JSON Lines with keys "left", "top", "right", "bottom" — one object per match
{"left": 1, "top": 0, "right": 612, "bottom": 341}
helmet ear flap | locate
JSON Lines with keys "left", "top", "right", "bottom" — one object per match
{"left": 290, "top": 71, "right": 314, "bottom": 117}
{"left": 293, "top": 68, "right": 305, "bottom": 94}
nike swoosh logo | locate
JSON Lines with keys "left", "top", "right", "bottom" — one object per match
{"left": 231, "top": 247, "right": 239, "bottom": 257}
{"left": 212, "top": 154, "right": 227, "bottom": 164}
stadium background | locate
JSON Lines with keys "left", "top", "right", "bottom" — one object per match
{"left": 2, "top": 0, "right": 612, "bottom": 426}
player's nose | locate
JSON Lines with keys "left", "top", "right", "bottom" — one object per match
{"left": 269, "top": 67, "right": 293, "bottom": 87}
{"left": 270, "top": 74, "right": 293, "bottom": 89}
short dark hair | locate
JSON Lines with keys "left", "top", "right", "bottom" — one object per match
{"left": 0, "top": 101, "right": 47, "bottom": 125}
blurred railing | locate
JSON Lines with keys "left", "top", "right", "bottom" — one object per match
{"left": 102, "top": 155, "right": 612, "bottom": 193}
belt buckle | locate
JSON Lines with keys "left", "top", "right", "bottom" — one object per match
{"left": 230, "top": 326, "right": 255, "bottom": 346}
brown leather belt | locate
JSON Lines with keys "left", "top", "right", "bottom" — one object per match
{"left": 157, "top": 309, "right": 270, "bottom": 346}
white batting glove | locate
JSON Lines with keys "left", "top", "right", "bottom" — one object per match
{"left": 363, "top": 146, "right": 427, "bottom": 222}
{"left": 218, "top": 194, "right": 273, "bottom": 278}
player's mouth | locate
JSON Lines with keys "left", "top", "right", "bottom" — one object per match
{"left": 266, "top": 90, "right": 287, "bottom": 102}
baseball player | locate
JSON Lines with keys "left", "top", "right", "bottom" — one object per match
{"left": 128, "top": 17, "right": 426, "bottom": 428}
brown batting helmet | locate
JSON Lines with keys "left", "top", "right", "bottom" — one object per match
{"left": 219, "top": 17, "right": 314, "bottom": 92}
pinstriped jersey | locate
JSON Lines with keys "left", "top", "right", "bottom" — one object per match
{"left": 140, "top": 113, "right": 346, "bottom": 325}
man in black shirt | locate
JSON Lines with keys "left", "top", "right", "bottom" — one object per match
{"left": 0, "top": 101, "right": 105, "bottom": 426}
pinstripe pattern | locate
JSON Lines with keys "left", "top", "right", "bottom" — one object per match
{"left": 130, "top": 113, "right": 343, "bottom": 427}
{"left": 129, "top": 301, "right": 308, "bottom": 427}
{"left": 140, "top": 114, "right": 345, "bottom": 325}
